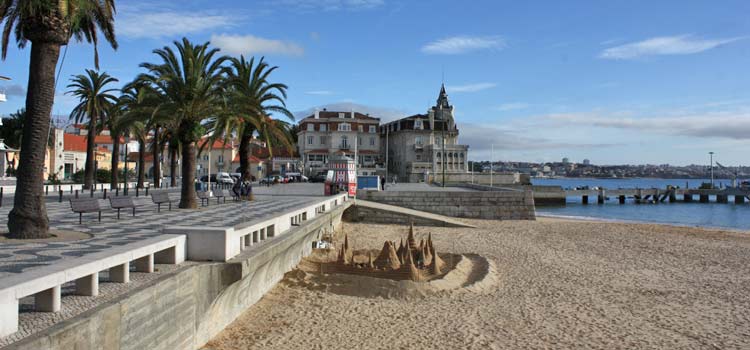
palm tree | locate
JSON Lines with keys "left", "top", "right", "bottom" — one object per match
{"left": 2, "top": 1, "right": 118, "bottom": 238}
{"left": 214, "top": 56, "right": 293, "bottom": 181}
{"left": 68, "top": 69, "right": 119, "bottom": 190}
{"left": 119, "top": 81, "right": 163, "bottom": 189}
{"left": 137, "top": 38, "right": 227, "bottom": 208}
{"left": 102, "top": 101, "right": 124, "bottom": 189}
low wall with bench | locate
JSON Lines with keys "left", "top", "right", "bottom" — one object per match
{"left": 357, "top": 189, "right": 535, "bottom": 220}
{"left": 3, "top": 197, "right": 350, "bottom": 350}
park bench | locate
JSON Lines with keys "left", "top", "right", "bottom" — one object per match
{"left": 109, "top": 196, "right": 143, "bottom": 219}
{"left": 213, "top": 189, "right": 228, "bottom": 204}
{"left": 197, "top": 191, "right": 210, "bottom": 206}
{"left": 151, "top": 191, "right": 179, "bottom": 212}
{"left": 69, "top": 198, "right": 108, "bottom": 224}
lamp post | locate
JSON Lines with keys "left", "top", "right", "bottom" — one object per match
{"left": 123, "top": 135, "right": 130, "bottom": 195}
{"left": 709, "top": 151, "right": 714, "bottom": 189}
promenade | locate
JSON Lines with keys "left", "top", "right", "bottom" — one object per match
{"left": 0, "top": 183, "right": 346, "bottom": 347}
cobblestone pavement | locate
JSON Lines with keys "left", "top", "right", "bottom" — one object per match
{"left": 0, "top": 194, "right": 322, "bottom": 279}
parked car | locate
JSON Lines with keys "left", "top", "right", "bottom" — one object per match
{"left": 260, "top": 175, "right": 282, "bottom": 184}
{"left": 199, "top": 173, "right": 235, "bottom": 185}
{"left": 310, "top": 174, "right": 327, "bottom": 183}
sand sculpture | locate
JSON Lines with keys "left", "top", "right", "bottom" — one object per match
{"left": 331, "top": 223, "right": 446, "bottom": 282}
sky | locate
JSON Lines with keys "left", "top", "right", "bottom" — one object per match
{"left": 1, "top": 0, "right": 749, "bottom": 166}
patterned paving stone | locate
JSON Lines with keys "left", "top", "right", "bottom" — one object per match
{"left": 0, "top": 194, "right": 322, "bottom": 279}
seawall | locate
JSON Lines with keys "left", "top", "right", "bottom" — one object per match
{"left": 357, "top": 189, "right": 535, "bottom": 220}
{"left": 4, "top": 202, "right": 349, "bottom": 350}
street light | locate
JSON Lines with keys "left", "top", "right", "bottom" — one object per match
{"left": 709, "top": 151, "right": 714, "bottom": 189}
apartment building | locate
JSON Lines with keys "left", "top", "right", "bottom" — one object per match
{"left": 297, "top": 110, "right": 381, "bottom": 176}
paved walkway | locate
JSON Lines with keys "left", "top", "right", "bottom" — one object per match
{"left": 0, "top": 194, "right": 322, "bottom": 279}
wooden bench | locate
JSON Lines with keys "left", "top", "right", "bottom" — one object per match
{"left": 213, "top": 189, "right": 228, "bottom": 204}
{"left": 109, "top": 196, "right": 142, "bottom": 219}
{"left": 151, "top": 191, "right": 178, "bottom": 212}
{"left": 197, "top": 191, "right": 210, "bottom": 206}
{"left": 69, "top": 198, "right": 107, "bottom": 224}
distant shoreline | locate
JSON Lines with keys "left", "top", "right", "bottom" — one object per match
{"left": 535, "top": 213, "right": 750, "bottom": 234}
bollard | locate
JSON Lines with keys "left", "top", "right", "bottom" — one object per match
{"left": 619, "top": 195, "right": 625, "bottom": 204}
{"left": 103, "top": 189, "right": 107, "bottom": 199}
{"left": 136, "top": 187, "right": 139, "bottom": 197}
{"left": 582, "top": 195, "right": 588, "bottom": 205}
{"left": 59, "top": 189, "right": 63, "bottom": 202}
{"left": 0, "top": 187, "right": 3, "bottom": 207}
{"left": 45, "top": 185, "right": 49, "bottom": 195}
{"left": 146, "top": 186, "right": 149, "bottom": 196}
{"left": 116, "top": 188, "right": 119, "bottom": 197}
{"left": 75, "top": 190, "right": 79, "bottom": 199}
{"left": 70, "top": 185, "right": 73, "bottom": 193}
{"left": 90, "top": 188, "right": 94, "bottom": 198}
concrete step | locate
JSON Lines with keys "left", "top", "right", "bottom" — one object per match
{"left": 352, "top": 199, "right": 476, "bottom": 228}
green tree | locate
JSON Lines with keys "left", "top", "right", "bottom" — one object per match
{"left": 67, "top": 69, "right": 119, "bottom": 190}
{"left": 101, "top": 100, "right": 124, "bottom": 189}
{"left": 2, "top": 0, "right": 118, "bottom": 239}
{"left": 137, "top": 38, "right": 228, "bottom": 208}
{"left": 212, "top": 56, "right": 293, "bottom": 181}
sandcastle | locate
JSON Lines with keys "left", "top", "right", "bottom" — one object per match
{"left": 329, "top": 223, "right": 446, "bottom": 282}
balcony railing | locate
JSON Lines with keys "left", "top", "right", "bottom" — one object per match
{"left": 338, "top": 144, "right": 350, "bottom": 150}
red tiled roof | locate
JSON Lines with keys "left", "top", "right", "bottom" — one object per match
{"left": 94, "top": 135, "right": 124, "bottom": 145}
{"left": 198, "top": 138, "right": 234, "bottom": 150}
{"left": 128, "top": 152, "right": 154, "bottom": 162}
{"left": 232, "top": 153, "right": 263, "bottom": 163}
{"left": 63, "top": 134, "right": 87, "bottom": 152}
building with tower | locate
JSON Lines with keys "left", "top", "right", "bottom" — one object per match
{"left": 381, "top": 84, "right": 470, "bottom": 183}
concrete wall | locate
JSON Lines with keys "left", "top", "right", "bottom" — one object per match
{"left": 431, "top": 173, "right": 529, "bottom": 185}
{"left": 357, "top": 190, "right": 535, "bottom": 220}
{"left": 343, "top": 204, "right": 464, "bottom": 227}
{"left": 5, "top": 203, "right": 348, "bottom": 350}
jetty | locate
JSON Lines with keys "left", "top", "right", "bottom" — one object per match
{"left": 562, "top": 187, "right": 750, "bottom": 205}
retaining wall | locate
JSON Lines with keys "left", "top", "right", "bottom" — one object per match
{"left": 4, "top": 202, "right": 349, "bottom": 350}
{"left": 357, "top": 190, "right": 535, "bottom": 220}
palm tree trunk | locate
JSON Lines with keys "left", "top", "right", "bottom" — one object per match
{"left": 152, "top": 126, "right": 161, "bottom": 188}
{"left": 110, "top": 131, "right": 120, "bottom": 189}
{"left": 137, "top": 139, "right": 145, "bottom": 188}
{"left": 239, "top": 126, "right": 254, "bottom": 181}
{"left": 7, "top": 41, "right": 58, "bottom": 238}
{"left": 169, "top": 144, "right": 178, "bottom": 187}
{"left": 83, "top": 116, "right": 97, "bottom": 189}
{"left": 179, "top": 140, "right": 197, "bottom": 209}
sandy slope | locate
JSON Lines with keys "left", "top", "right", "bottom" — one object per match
{"left": 204, "top": 218, "right": 750, "bottom": 350}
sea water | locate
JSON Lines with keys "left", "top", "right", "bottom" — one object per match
{"left": 532, "top": 178, "right": 750, "bottom": 231}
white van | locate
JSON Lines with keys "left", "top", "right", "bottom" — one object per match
{"left": 216, "top": 172, "right": 235, "bottom": 184}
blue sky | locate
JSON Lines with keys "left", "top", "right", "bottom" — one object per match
{"left": 1, "top": 0, "right": 749, "bottom": 165}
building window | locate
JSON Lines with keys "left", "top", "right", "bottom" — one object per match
{"left": 320, "top": 136, "right": 326, "bottom": 145}
{"left": 416, "top": 154, "right": 421, "bottom": 161}
{"left": 358, "top": 125, "right": 363, "bottom": 132}
{"left": 341, "top": 136, "right": 348, "bottom": 148}
{"left": 369, "top": 125, "right": 376, "bottom": 133}
{"left": 320, "top": 124, "right": 327, "bottom": 132}
{"left": 308, "top": 154, "right": 325, "bottom": 162}
{"left": 414, "top": 120, "right": 422, "bottom": 129}
{"left": 307, "top": 136, "right": 314, "bottom": 145}
{"left": 338, "top": 112, "right": 345, "bottom": 119}
{"left": 218, "top": 155, "right": 224, "bottom": 162}
{"left": 203, "top": 155, "right": 209, "bottom": 161}
{"left": 358, "top": 137, "right": 362, "bottom": 146}
{"left": 369, "top": 137, "right": 375, "bottom": 146}
{"left": 415, "top": 136, "right": 423, "bottom": 145}
{"left": 338, "top": 123, "right": 351, "bottom": 131}
{"left": 307, "top": 123, "right": 314, "bottom": 131}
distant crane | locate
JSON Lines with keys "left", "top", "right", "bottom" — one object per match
{"left": 715, "top": 162, "right": 741, "bottom": 188}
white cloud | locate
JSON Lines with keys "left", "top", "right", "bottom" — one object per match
{"left": 599, "top": 35, "right": 742, "bottom": 59}
{"left": 295, "top": 102, "right": 408, "bottom": 122}
{"left": 2, "top": 84, "right": 25, "bottom": 97}
{"left": 539, "top": 111, "right": 750, "bottom": 140}
{"left": 447, "top": 83, "right": 496, "bottom": 93}
{"left": 459, "top": 122, "right": 621, "bottom": 152}
{"left": 274, "top": 0, "right": 384, "bottom": 11}
{"left": 118, "top": 4, "right": 235, "bottom": 39}
{"left": 211, "top": 34, "right": 304, "bottom": 56}
{"left": 305, "top": 90, "right": 334, "bottom": 95}
{"left": 496, "top": 102, "right": 529, "bottom": 111}
{"left": 421, "top": 36, "right": 505, "bottom": 55}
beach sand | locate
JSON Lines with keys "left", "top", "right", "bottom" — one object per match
{"left": 204, "top": 218, "right": 750, "bottom": 350}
